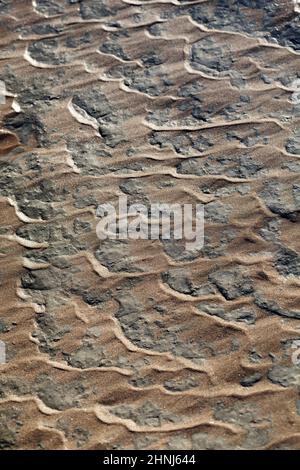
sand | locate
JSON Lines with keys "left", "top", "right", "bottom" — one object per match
{"left": 0, "top": 0, "right": 300, "bottom": 450}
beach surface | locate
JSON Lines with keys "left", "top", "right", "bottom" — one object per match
{"left": 0, "top": 0, "right": 300, "bottom": 450}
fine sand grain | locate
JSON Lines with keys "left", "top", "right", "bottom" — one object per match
{"left": 0, "top": 0, "right": 300, "bottom": 450}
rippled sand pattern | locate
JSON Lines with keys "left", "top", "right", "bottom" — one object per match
{"left": 0, "top": 0, "right": 300, "bottom": 450}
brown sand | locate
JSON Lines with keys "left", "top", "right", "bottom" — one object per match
{"left": 0, "top": 0, "right": 300, "bottom": 450}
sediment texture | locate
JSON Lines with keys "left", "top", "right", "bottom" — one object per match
{"left": 0, "top": 0, "right": 300, "bottom": 450}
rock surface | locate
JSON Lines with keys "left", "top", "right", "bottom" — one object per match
{"left": 0, "top": 0, "right": 300, "bottom": 450}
